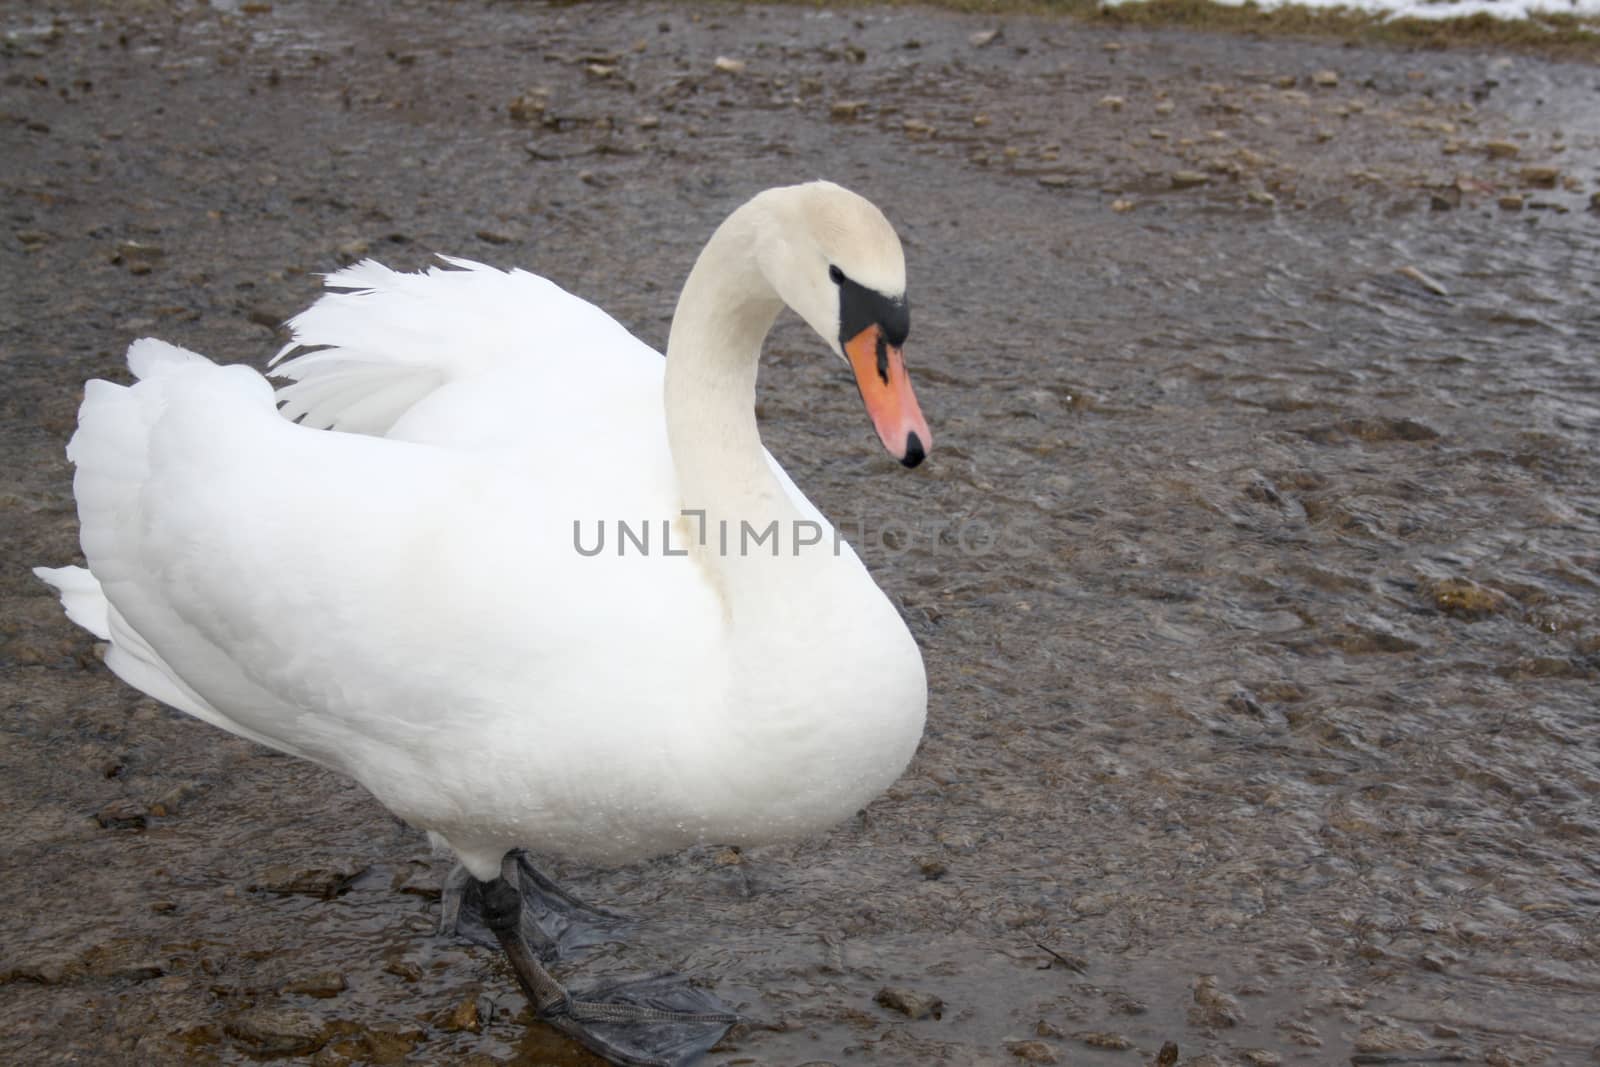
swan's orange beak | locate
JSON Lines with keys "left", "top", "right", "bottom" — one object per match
{"left": 844, "top": 324, "right": 931, "bottom": 468}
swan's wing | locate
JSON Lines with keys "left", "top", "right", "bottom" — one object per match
{"left": 54, "top": 343, "right": 709, "bottom": 783}
{"left": 272, "top": 257, "right": 660, "bottom": 437}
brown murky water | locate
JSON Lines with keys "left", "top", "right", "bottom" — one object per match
{"left": 3, "top": 1, "right": 1599, "bottom": 1065}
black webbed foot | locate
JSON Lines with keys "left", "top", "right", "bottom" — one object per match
{"left": 544, "top": 973, "right": 737, "bottom": 1067}
{"left": 471, "top": 854, "right": 737, "bottom": 1067}
{"left": 440, "top": 849, "right": 627, "bottom": 960}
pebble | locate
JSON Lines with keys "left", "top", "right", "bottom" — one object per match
{"left": 1312, "top": 70, "right": 1339, "bottom": 88}
{"left": 1037, "top": 174, "right": 1071, "bottom": 188}
{"left": 1111, "top": 199, "right": 1135, "bottom": 213}
{"left": 1247, "top": 190, "right": 1277, "bottom": 206}
{"left": 282, "top": 972, "right": 347, "bottom": 998}
{"left": 1498, "top": 194, "right": 1524, "bottom": 210}
{"left": 1519, "top": 165, "right": 1559, "bottom": 186}
{"left": 875, "top": 986, "right": 944, "bottom": 1020}
{"left": 335, "top": 238, "right": 369, "bottom": 263}
{"left": 713, "top": 56, "right": 746, "bottom": 75}
{"left": 830, "top": 100, "right": 864, "bottom": 120}
{"left": 113, "top": 240, "right": 164, "bottom": 275}
{"left": 1189, "top": 974, "right": 1244, "bottom": 1028}
{"left": 969, "top": 29, "right": 999, "bottom": 47}
{"left": 1004, "top": 1039, "right": 1058, "bottom": 1064}
{"left": 224, "top": 1007, "right": 331, "bottom": 1057}
{"left": 1098, "top": 95, "right": 1124, "bottom": 110}
{"left": 1422, "top": 577, "right": 1507, "bottom": 618}
{"left": 95, "top": 796, "right": 148, "bottom": 829}
{"left": 250, "top": 861, "right": 366, "bottom": 899}
{"left": 506, "top": 91, "right": 547, "bottom": 122}
{"left": 1171, "top": 170, "right": 1209, "bottom": 189}
{"left": 1396, "top": 265, "right": 1448, "bottom": 296}
{"left": 433, "top": 991, "right": 483, "bottom": 1032}
{"left": 1077, "top": 1030, "right": 1132, "bottom": 1049}
{"left": 474, "top": 229, "right": 514, "bottom": 245}
{"left": 1484, "top": 140, "right": 1520, "bottom": 158}
{"left": 1355, "top": 1023, "right": 1431, "bottom": 1053}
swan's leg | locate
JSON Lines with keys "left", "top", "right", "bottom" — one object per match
{"left": 442, "top": 849, "right": 626, "bottom": 958}
{"left": 480, "top": 855, "right": 737, "bottom": 1067}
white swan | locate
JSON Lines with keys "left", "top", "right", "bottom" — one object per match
{"left": 35, "top": 181, "right": 931, "bottom": 1066}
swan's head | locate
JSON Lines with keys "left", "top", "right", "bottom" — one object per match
{"left": 752, "top": 182, "right": 932, "bottom": 468}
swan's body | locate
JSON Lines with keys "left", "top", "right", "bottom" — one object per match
{"left": 36, "top": 182, "right": 931, "bottom": 886}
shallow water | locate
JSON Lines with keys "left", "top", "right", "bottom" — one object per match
{"left": 2, "top": 2, "right": 1598, "bottom": 1065}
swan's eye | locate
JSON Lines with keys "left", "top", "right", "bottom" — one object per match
{"left": 829, "top": 265, "right": 845, "bottom": 285}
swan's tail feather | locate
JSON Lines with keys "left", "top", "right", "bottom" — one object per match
{"left": 36, "top": 340, "right": 312, "bottom": 757}
{"left": 33, "top": 565, "right": 111, "bottom": 640}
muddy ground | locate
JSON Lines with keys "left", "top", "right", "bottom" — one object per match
{"left": 3, "top": 1, "right": 1599, "bottom": 1065}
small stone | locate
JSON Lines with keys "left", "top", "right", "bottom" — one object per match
{"left": 251, "top": 862, "right": 365, "bottom": 899}
{"left": 830, "top": 100, "right": 864, "bottom": 120}
{"left": 1396, "top": 265, "right": 1448, "bottom": 296}
{"left": 1355, "top": 1024, "right": 1431, "bottom": 1053}
{"left": 1005, "top": 1039, "right": 1058, "bottom": 1064}
{"left": 1242, "top": 1050, "right": 1282, "bottom": 1067}
{"left": 1484, "top": 140, "right": 1519, "bottom": 159}
{"left": 1037, "top": 174, "right": 1071, "bottom": 188}
{"left": 507, "top": 91, "right": 547, "bottom": 122}
{"left": 224, "top": 1008, "right": 331, "bottom": 1057}
{"left": 1520, "top": 165, "right": 1559, "bottom": 186}
{"left": 1422, "top": 578, "right": 1507, "bottom": 618}
{"left": 147, "top": 781, "right": 205, "bottom": 817}
{"left": 1157, "top": 1042, "right": 1180, "bottom": 1066}
{"left": 918, "top": 858, "right": 947, "bottom": 879}
{"left": 972, "top": 113, "right": 991, "bottom": 127}
{"left": 474, "top": 229, "right": 514, "bottom": 245}
{"left": 902, "top": 118, "right": 935, "bottom": 137}
{"left": 1171, "top": 170, "right": 1209, "bottom": 189}
{"left": 969, "top": 29, "right": 1000, "bottom": 46}
{"left": 1077, "top": 1030, "right": 1132, "bottom": 1050}
{"left": 584, "top": 63, "right": 615, "bottom": 78}
{"left": 1312, "top": 69, "right": 1339, "bottom": 87}
{"left": 636, "top": 114, "right": 660, "bottom": 129}
{"left": 385, "top": 958, "right": 423, "bottom": 982}
{"left": 1190, "top": 974, "right": 1244, "bottom": 1028}
{"left": 334, "top": 238, "right": 369, "bottom": 264}
{"left": 1498, "top": 194, "right": 1524, "bottom": 211}
{"left": 1247, "top": 190, "right": 1277, "bottom": 206}
{"left": 96, "top": 796, "right": 148, "bottom": 830}
{"left": 1154, "top": 100, "right": 1175, "bottom": 115}
{"left": 282, "top": 972, "right": 347, "bottom": 998}
{"left": 875, "top": 986, "right": 944, "bottom": 1020}
{"left": 1035, "top": 1020, "right": 1065, "bottom": 1038}
{"left": 1442, "top": 139, "right": 1463, "bottom": 155}
{"left": 113, "top": 241, "right": 163, "bottom": 275}
{"left": 1111, "top": 199, "right": 1135, "bottom": 213}
{"left": 1098, "top": 95, "right": 1124, "bottom": 110}
{"left": 434, "top": 992, "right": 482, "bottom": 1033}
{"left": 713, "top": 56, "right": 746, "bottom": 74}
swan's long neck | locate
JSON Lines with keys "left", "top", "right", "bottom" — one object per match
{"left": 663, "top": 205, "right": 810, "bottom": 613}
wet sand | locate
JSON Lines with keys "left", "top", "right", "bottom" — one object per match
{"left": 3, "top": 2, "right": 1599, "bottom": 1064}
